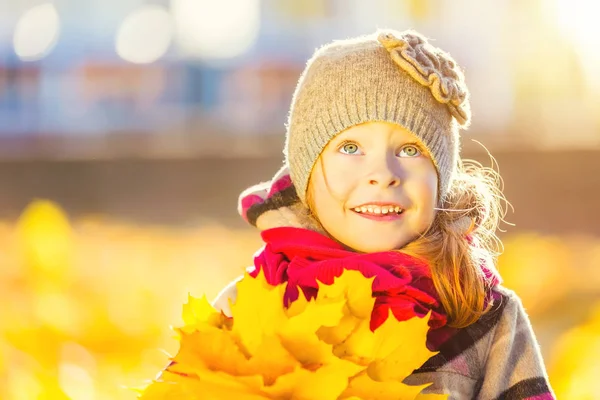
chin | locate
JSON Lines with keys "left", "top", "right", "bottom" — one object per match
{"left": 351, "top": 239, "right": 408, "bottom": 253}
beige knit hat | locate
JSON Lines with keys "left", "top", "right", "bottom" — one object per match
{"left": 284, "top": 29, "right": 471, "bottom": 204}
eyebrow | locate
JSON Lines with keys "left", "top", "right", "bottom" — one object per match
{"left": 337, "top": 129, "right": 416, "bottom": 145}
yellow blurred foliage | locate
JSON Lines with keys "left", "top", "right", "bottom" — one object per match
{"left": 0, "top": 200, "right": 262, "bottom": 399}
{"left": 0, "top": 200, "right": 598, "bottom": 399}
{"left": 548, "top": 302, "right": 600, "bottom": 400}
{"left": 499, "top": 234, "right": 573, "bottom": 315}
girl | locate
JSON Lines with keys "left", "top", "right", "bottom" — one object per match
{"left": 213, "top": 29, "right": 555, "bottom": 399}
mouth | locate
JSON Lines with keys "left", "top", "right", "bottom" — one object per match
{"left": 350, "top": 203, "right": 405, "bottom": 221}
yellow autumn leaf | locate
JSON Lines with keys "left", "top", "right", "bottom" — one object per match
{"left": 141, "top": 369, "right": 269, "bottom": 400}
{"left": 139, "top": 370, "right": 206, "bottom": 399}
{"left": 255, "top": 360, "right": 363, "bottom": 400}
{"left": 246, "top": 335, "right": 299, "bottom": 385}
{"left": 341, "top": 371, "right": 432, "bottom": 400}
{"left": 367, "top": 310, "right": 434, "bottom": 381}
{"left": 333, "top": 318, "right": 375, "bottom": 363}
{"left": 290, "top": 362, "right": 363, "bottom": 400}
{"left": 284, "top": 291, "right": 346, "bottom": 332}
{"left": 182, "top": 294, "right": 216, "bottom": 325}
{"left": 230, "top": 269, "right": 288, "bottom": 354}
{"left": 279, "top": 293, "right": 345, "bottom": 365}
{"left": 315, "top": 270, "right": 374, "bottom": 349}
{"left": 372, "top": 308, "right": 429, "bottom": 359}
{"left": 346, "top": 275, "right": 375, "bottom": 319}
{"left": 140, "top": 268, "right": 446, "bottom": 399}
{"left": 173, "top": 328, "right": 252, "bottom": 376}
{"left": 286, "top": 289, "right": 310, "bottom": 318}
{"left": 180, "top": 294, "right": 229, "bottom": 333}
{"left": 317, "top": 306, "right": 361, "bottom": 346}
{"left": 317, "top": 271, "right": 376, "bottom": 313}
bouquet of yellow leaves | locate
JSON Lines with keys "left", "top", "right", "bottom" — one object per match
{"left": 139, "top": 270, "right": 446, "bottom": 400}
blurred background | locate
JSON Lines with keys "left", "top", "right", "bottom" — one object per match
{"left": 1, "top": 0, "right": 599, "bottom": 398}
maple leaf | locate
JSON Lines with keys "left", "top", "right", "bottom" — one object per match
{"left": 140, "top": 268, "right": 448, "bottom": 399}
{"left": 317, "top": 306, "right": 361, "bottom": 346}
{"left": 341, "top": 370, "right": 431, "bottom": 400}
{"left": 180, "top": 294, "right": 230, "bottom": 333}
{"left": 367, "top": 310, "right": 434, "bottom": 382}
{"left": 173, "top": 328, "right": 251, "bottom": 376}
{"left": 141, "top": 369, "right": 270, "bottom": 400}
{"left": 279, "top": 287, "right": 345, "bottom": 365}
{"left": 230, "top": 269, "right": 288, "bottom": 354}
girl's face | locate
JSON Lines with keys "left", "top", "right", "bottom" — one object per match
{"left": 308, "top": 122, "right": 438, "bottom": 253}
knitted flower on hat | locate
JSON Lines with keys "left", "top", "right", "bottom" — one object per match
{"left": 377, "top": 31, "right": 470, "bottom": 126}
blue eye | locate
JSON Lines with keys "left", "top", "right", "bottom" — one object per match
{"left": 339, "top": 142, "right": 361, "bottom": 155}
{"left": 398, "top": 144, "right": 422, "bottom": 157}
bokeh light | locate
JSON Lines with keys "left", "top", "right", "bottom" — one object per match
{"left": 553, "top": 0, "right": 600, "bottom": 90}
{"left": 170, "top": 0, "right": 260, "bottom": 59}
{"left": 115, "top": 5, "right": 174, "bottom": 64}
{"left": 553, "top": 0, "right": 600, "bottom": 47}
{"left": 59, "top": 362, "right": 95, "bottom": 400}
{"left": 13, "top": 3, "right": 61, "bottom": 61}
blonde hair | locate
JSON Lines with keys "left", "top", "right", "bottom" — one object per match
{"left": 305, "top": 158, "right": 508, "bottom": 329}
{"left": 401, "top": 159, "right": 507, "bottom": 328}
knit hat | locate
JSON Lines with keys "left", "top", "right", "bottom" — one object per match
{"left": 285, "top": 29, "right": 471, "bottom": 204}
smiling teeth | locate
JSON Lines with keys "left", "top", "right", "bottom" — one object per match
{"left": 353, "top": 205, "right": 403, "bottom": 214}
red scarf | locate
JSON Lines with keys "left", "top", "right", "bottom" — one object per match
{"left": 249, "top": 226, "right": 449, "bottom": 334}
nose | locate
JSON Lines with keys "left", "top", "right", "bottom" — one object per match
{"left": 368, "top": 175, "right": 400, "bottom": 188}
{"left": 367, "top": 155, "right": 401, "bottom": 188}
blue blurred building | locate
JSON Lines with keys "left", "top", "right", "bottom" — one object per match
{"left": 0, "top": 0, "right": 597, "bottom": 156}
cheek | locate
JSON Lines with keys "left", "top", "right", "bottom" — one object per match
{"left": 312, "top": 158, "right": 355, "bottom": 206}
{"left": 405, "top": 162, "right": 438, "bottom": 221}
{"left": 308, "top": 163, "right": 341, "bottom": 220}
{"left": 423, "top": 172, "right": 438, "bottom": 205}
{"left": 311, "top": 180, "right": 346, "bottom": 220}
{"left": 418, "top": 167, "right": 438, "bottom": 222}
{"left": 415, "top": 160, "right": 438, "bottom": 196}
